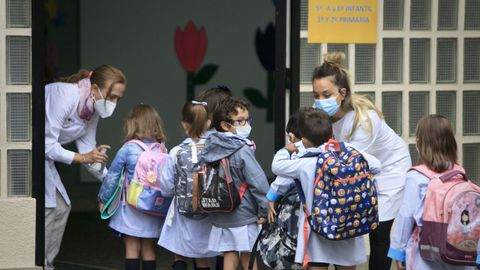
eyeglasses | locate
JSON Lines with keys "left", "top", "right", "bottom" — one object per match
{"left": 230, "top": 117, "right": 253, "bottom": 126}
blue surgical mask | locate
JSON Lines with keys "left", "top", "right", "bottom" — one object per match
{"left": 235, "top": 124, "right": 252, "bottom": 138}
{"left": 313, "top": 94, "right": 340, "bottom": 116}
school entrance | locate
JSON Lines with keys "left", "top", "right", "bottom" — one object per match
{"left": 0, "top": 0, "right": 479, "bottom": 269}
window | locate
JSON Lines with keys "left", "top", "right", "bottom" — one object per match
{"left": 6, "top": 0, "right": 31, "bottom": 28}
{"left": 7, "top": 93, "right": 31, "bottom": 142}
{"left": 437, "top": 38, "right": 457, "bottom": 83}
{"left": 465, "top": 0, "right": 480, "bottom": 30}
{"left": 463, "top": 144, "right": 480, "bottom": 185}
{"left": 409, "top": 92, "right": 430, "bottom": 135}
{"left": 383, "top": 0, "right": 404, "bottom": 30}
{"left": 438, "top": 0, "right": 458, "bottom": 30}
{"left": 463, "top": 91, "right": 480, "bottom": 135}
{"left": 6, "top": 36, "right": 31, "bottom": 85}
{"left": 410, "top": 39, "right": 430, "bottom": 83}
{"left": 355, "top": 45, "right": 376, "bottom": 84}
{"left": 8, "top": 150, "right": 31, "bottom": 196}
{"left": 383, "top": 39, "right": 403, "bottom": 83}
{"left": 300, "top": 38, "right": 321, "bottom": 84}
{"left": 409, "top": 144, "right": 419, "bottom": 166}
{"left": 436, "top": 91, "right": 456, "bottom": 132}
{"left": 464, "top": 38, "right": 480, "bottom": 83}
{"left": 410, "top": 0, "right": 431, "bottom": 30}
{"left": 382, "top": 92, "right": 402, "bottom": 135}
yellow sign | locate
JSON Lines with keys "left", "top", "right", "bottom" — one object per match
{"left": 308, "top": 0, "right": 378, "bottom": 44}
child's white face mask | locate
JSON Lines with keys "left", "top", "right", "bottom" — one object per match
{"left": 235, "top": 124, "right": 252, "bottom": 138}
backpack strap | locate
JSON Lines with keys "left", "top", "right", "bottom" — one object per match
{"left": 293, "top": 179, "right": 311, "bottom": 267}
{"left": 410, "top": 165, "right": 467, "bottom": 182}
{"left": 128, "top": 139, "right": 149, "bottom": 151}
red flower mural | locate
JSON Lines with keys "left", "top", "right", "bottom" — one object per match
{"left": 174, "top": 21, "right": 218, "bottom": 101}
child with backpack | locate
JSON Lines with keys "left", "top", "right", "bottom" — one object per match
{"left": 271, "top": 107, "right": 381, "bottom": 270}
{"left": 200, "top": 96, "right": 269, "bottom": 270}
{"left": 388, "top": 115, "right": 480, "bottom": 270}
{"left": 157, "top": 101, "right": 219, "bottom": 270}
{"left": 267, "top": 110, "right": 305, "bottom": 223}
{"left": 98, "top": 104, "right": 169, "bottom": 270}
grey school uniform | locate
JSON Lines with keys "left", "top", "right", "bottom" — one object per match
{"left": 158, "top": 138, "right": 219, "bottom": 258}
{"left": 200, "top": 132, "right": 270, "bottom": 252}
{"left": 98, "top": 140, "right": 165, "bottom": 238}
{"left": 271, "top": 143, "right": 382, "bottom": 266}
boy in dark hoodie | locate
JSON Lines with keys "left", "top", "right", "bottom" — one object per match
{"left": 200, "top": 96, "right": 269, "bottom": 270}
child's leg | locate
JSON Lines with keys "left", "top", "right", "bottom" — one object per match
{"left": 124, "top": 236, "right": 141, "bottom": 258}
{"left": 172, "top": 254, "right": 188, "bottom": 270}
{"left": 140, "top": 238, "right": 156, "bottom": 260}
{"left": 124, "top": 236, "right": 141, "bottom": 270}
{"left": 140, "top": 238, "right": 156, "bottom": 270}
{"left": 308, "top": 262, "right": 329, "bottom": 270}
{"left": 223, "top": 251, "right": 240, "bottom": 270}
{"left": 369, "top": 219, "right": 394, "bottom": 270}
{"left": 195, "top": 258, "right": 211, "bottom": 269}
{"left": 239, "top": 252, "right": 255, "bottom": 270}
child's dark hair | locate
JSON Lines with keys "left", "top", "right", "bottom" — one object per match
{"left": 298, "top": 108, "right": 332, "bottom": 147}
{"left": 212, "top": 96, "right": 250, "bottom": 132}
{"left": 182, "top": 101, "right": 209, "bottom": 139}
{"left": 197, "top": 85, "right": 233, "bottom": 126}
{"left": 286, "top": 111, "right": 301, "bottom": 139}
{"left": 415, "top": 114, "right": 457, "bottom": 172}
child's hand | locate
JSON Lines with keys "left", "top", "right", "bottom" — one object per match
{"left": 257, "top": 217, "right": 267, "bottom": 224}
{"left": 267, "top": 201, "right": 277, "bottom": 223}
{"left": 98, "top": 202, "right": 104, "bottom": 213}
{"left": 284, "top": 143, "right": 298, "bottom": 154}
{"left": 394, "top": 260, "right": 405, "bottom": 270}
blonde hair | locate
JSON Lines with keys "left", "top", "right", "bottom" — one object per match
{"left": 313, "top": 52, "right": 383, "bottom": 139}
{"left": 416, "top": 115, "right": 457, "bottom": 172}
{"left": 182, "top": 102, "right": 209, "bottom": 139}
{"left": 124, "top": 104, "right": 166, "bottom": 143}
{"left": 59, "top": 64, "right": 127, "bottom": 98}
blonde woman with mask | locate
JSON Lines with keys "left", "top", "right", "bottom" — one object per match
{"left": 44, "top": 65, "right": 126, "bottom": 270}
{"left": 311, "top": 52, "right": 411, "bottom": 270}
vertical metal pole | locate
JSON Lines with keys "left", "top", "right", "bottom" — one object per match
{"left": 32, "top": 0, "right": 46, "bottom": 266}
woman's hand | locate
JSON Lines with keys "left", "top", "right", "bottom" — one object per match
{"left": 75, "top": 145, "right": 110, "bottom": 164}
{"left": 98, "top": 202, "right": 104, "bottom": 213}
{"left": 267, "top": 201, "right": 277, "bottom": 223}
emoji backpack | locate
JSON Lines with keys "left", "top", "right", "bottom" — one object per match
{"left": 300, "top": 139, "right": 379, "bottom": 240}
{"left": 410, "top": 164, "right": 480, "bottom": 266}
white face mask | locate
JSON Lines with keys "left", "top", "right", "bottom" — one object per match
{"left": 235, "top": 124, "right": 252, "bottom": 138}
{"left": 94, "top": 87, "right": 116, "bottom": 118}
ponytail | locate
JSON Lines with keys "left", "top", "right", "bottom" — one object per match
{"left": 182, "top": 101, "right": 209, "bottom": 139}
{"left": 58, "top": 69, "right": 90, "bottom": 83}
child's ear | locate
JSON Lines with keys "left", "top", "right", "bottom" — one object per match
{"left": 181, "top": 121, "right": 189, "bottom": 131}
{"left": 220, "top": 121, "right": 231, "bottom": 133}
{"left": 287, "top": 132, "right": 295, "bottom": 143}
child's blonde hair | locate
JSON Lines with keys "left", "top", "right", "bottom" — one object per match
{"left": 312, "top": 52, "right": 383, "bottom": 139}
{"left": 416, "top": 114, "right": 457, "bottom": 172}
{"left": 124, "top": 104, "right": 166, "bottom": 143}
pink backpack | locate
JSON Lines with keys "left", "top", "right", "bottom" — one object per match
{"left": 125, "top": 140, "right": 172, "bottom": 216}
{"left": 411, "top": 164, "right": 480, "bottom": 266}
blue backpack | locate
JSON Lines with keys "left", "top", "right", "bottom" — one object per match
{"left": 299, "top": 139, "right": 379, "bottom": 240}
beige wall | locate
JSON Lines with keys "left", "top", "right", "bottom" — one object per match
{"left": 0, "top": 198, "right": 40, "bottom": 270}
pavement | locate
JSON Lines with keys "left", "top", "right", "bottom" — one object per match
{"left": 56, "top": 212, "right": 390, "bottom": 270}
